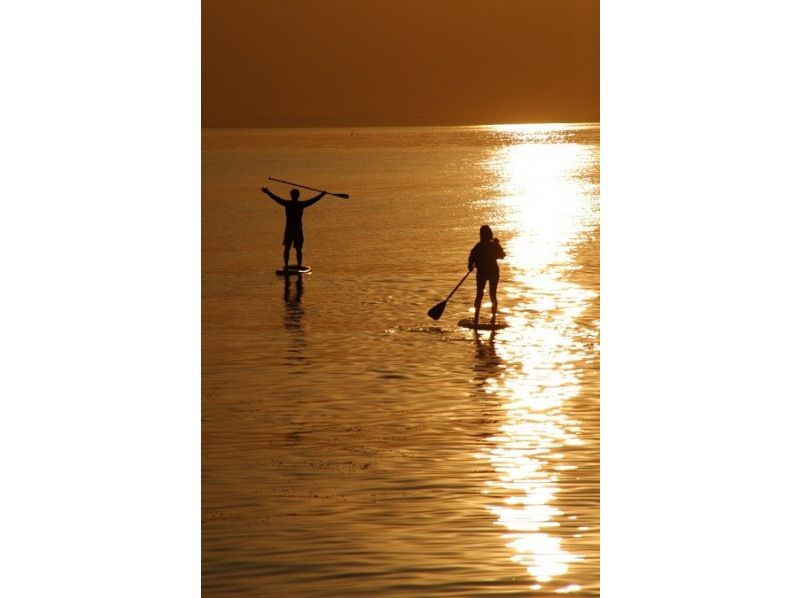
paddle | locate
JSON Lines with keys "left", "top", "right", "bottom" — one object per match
{"left": 268, "top": 176, "right": 349, "bottom": 199}
{"left": 427, "top": 269, "right": 472, "bottom": 320}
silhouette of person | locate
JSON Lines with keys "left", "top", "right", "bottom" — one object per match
{"left": 260, "top": 186, "right": 328, "bottom": 269}
{"left": 468, "top": 225, "right": 506, "bottom": 324}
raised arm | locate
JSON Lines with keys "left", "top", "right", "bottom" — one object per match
{"left": 300, "top": 191, "right": 327, "bottom": 207}
{"left": 260, "top": 186, "right": 289, "bottom": 206}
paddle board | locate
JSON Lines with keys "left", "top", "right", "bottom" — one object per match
{"left": 276, "top": 265, "right": 312, "bottom": 275}
{"left": 458, "top": 318, "right": 508, "bottom": 331}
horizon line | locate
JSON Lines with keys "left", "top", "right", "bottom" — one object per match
{"left": 201, "top": 120, "right": 601, "bottom": 131}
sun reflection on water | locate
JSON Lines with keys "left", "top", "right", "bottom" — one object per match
{"left": 475, "top": 124, "right": 599, "bottom": 594}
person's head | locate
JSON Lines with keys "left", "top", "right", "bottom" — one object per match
{"left": 290, "top": 188, "right": 300, "bottom": 201}
{"left": 479, "top": 224, "right": 493, "bottom": 242}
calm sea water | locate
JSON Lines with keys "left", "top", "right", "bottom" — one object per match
{"left": 203, "top": 124, "right": 599, "bottom": 596}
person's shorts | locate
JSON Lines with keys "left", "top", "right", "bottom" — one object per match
{"left": 476, "top": 267, "right": 499, "bottom": 289}
{"left": 283, "top": 227, "right": 304, "bottom": 249}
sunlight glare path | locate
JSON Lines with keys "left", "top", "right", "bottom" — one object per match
{"left": 475, "top": 124, "right": 599, "bottom": 594}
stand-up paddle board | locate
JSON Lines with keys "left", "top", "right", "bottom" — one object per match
{"left": 276, "top": 265, "right": 312, "bottom": 275}
{"left": 458, "top": 318, "right": 509, "bottom": 331}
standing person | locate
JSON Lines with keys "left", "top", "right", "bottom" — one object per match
{"left": 260, "top": 186, "right": 327, "bottom": 270}
{"left": 468, "top": 225, "right": 506, "bottom": 324}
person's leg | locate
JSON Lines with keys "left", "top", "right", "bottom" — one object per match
{"left": 474, "top": 275, "right": 487, "bottom": 323}
{"left": 282, "top": 228, "right": 292, "bottom": 269}
{"left": 296, "top": 234, "right": 304, "bottom": 268}
{"left": 489, "top": 277, "right": 499, "bottom": 322}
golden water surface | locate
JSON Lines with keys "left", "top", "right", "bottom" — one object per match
{"left": 203, "top": 124, "right": 599, "bottom": 596}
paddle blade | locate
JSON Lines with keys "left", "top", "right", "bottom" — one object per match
{"left": 333, "top": 193, "right": 349, "bottom": 199}
{"left": 427, "top": 300, "right": 447, "bottom": 320}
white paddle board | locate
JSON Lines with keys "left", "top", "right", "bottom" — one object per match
{"left": 276, "top": 265, "right": 311, "bottom": 275}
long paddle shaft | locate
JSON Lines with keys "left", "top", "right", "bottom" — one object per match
{"left": 268, "top": 176, "right": 349, "bottom": 199}
{"left": 427, "top": 269, "right": 472, "bottom": 320}
{"left": 445, "top": 269, "right": 472, "bottom": 301}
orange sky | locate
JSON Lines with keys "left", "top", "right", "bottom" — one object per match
{"left": 202, "top": 0, "right": 598, "bottom": 127}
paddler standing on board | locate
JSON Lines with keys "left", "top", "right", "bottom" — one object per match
{"left": 468, "top": 225, "right": 506, "bottom": 324}
{"left": 261, "top": 186, "right": 328, "bottom": 271}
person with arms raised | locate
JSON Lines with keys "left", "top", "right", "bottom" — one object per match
{"left": 261, "top": 186, "right": 327, "bottom": 271}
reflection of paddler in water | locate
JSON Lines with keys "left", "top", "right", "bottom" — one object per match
{"left": 471, "top": 332, "right": 503, "bottom": 432}
{"left": 468, "top": 225, "right": 506, "bottom": 324}
{"left": 282, "top": 273, "right": 305, "bottom": 332}
{"left": 260, "top": 186, "right": 328, "bottom": 270}
{"left": 473, "top": 330, "right": 503, "bottom": 388}
{"left": 280, "top": 274, "right": 310, "bottom": 365}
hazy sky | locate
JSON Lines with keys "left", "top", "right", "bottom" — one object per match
{"left": 203, "top": 0, "right": 598, "bottom": 127}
